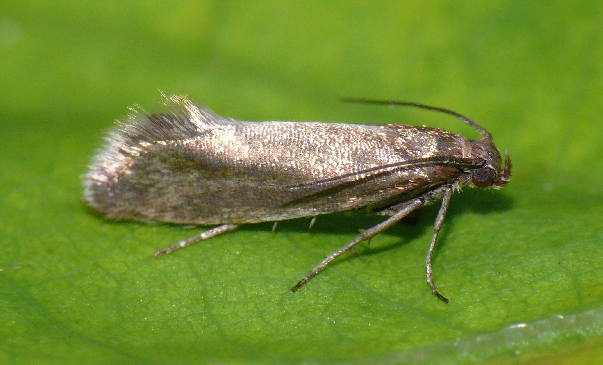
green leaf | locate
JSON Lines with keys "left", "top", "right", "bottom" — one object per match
{"left": 1, "top": 1, "right": 602, "bottom": 364}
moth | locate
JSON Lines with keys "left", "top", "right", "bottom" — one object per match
{"left": 84, "top": 94, "right": 511, "bottom": 303}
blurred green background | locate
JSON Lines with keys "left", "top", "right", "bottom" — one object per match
{"left": 1, "top": 1, "right": 603, "bottom": 364}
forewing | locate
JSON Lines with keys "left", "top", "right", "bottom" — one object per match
{"left": 85, "top": 96, "right": 479, "bottom": 225}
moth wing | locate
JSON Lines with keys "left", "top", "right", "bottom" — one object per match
{"left": 85, "top": 96, "right": 480, "bottom": 225}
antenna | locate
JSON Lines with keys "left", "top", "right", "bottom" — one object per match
{"left": 341, "top": 98, "right": 492, "bottom": 140}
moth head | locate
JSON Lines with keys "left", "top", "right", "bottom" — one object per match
{"left": 470, "top": 138, "right": 512, "bottom": 189}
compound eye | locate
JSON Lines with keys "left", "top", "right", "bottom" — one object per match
{"left": 472, "top": 167, "right": 496, "bottom": 187}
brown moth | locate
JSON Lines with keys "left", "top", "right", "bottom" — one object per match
{"left": 84, "top": 94, "right": 511, "bottom": 303}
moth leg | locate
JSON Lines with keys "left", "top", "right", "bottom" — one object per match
{"left": 426, "top": 185, "right": 453, "bottom": 304}
{"left": 154, "top": 224, "right": 239, "bottom": 258}
{"left": 291, "top": 198, "right": 424, "bottom": 292}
